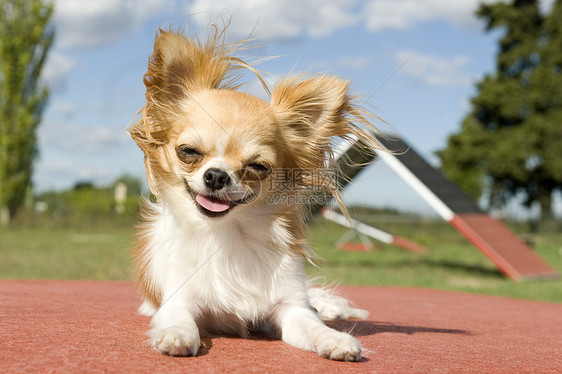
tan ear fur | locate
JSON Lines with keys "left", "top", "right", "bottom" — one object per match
{"left": 270, "top": 75, "right": 382, "bottom": 214}
{"left": 128, "top": 26, "right": 267, "bottom": 164}
{"left": 272, "top": 75, "right": 382, "bottom": 164}
{"left": 129, "top": 27, "right": 236, "bottom": 154}
{"left": 144, "top": 27, "right": 237, "bottom": 105}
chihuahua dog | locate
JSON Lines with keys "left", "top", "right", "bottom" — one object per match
{"left": 129, "top": 26, "right": 381, "bottom": 361}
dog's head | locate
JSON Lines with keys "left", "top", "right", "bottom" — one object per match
{"left": 130, "top": 28, "right": 380, "bottom": 220}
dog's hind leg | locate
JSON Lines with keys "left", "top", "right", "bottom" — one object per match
{"left": 138, "top": 300, "right": 157, "bottom": 316}
{"left": 307, "top": 285, "right": 369, "bottom": 321}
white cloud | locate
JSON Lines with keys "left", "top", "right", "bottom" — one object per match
{"left": 362, "top": 0, "right": 557, "bottom": 32}
{"left": 396, "top": 50, "right": 472, "bottom": 87}
{"left": 40, "top": 120, "right": 130, "bottom": 154}
{"left": 41, "top": 51, "right": 75, "bottom": 92}
{"left": 53, "top": 0, "right": 171, "bottom": 48}
{"left": 34, "top": 157, "right": 119, "bottom": 191}
{"left": 338, "top": 56, "right": 371, "bottom": 71}
{"left": 362, "top": 0, "right": 499, "bottom": 32}
{"left": 187, "top": 0, "right": 359, "bottom": 41}
{"left": 188, "top": 0, "right": 557, "bottom": 38}
{"left": 293, "top": 55, "right": 372, "bottom": 74}
{"left": 49, "top": 101, "right": 76, "bottom": 121}
{"left": 48, "top": 0, "right": 557, "bottom": 50}
{"left": 35, "top": 117, "right": 138, "bottom": 191}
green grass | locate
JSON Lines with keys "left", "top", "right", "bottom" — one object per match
{"left": 305, "top": 217, "right": 562, "bottom": 303}
{"left": 1, "top": 214, "right": 561, "bottom": 303}
{"left": 0, "top": 225, "right": 134, "bottom": 280}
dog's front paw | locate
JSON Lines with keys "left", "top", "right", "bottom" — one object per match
{"left": 151, "top": 326, "right": 201, "bottom": 356}
{"left": 315, "top": 330, "right": 362, "bottom": 362}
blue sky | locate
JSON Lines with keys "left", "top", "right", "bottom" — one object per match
{"left": 36, "top": 0, "right": 556, "bottom": 216}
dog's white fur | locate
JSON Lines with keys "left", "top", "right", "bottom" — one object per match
{"left": 136, "top": 188, "right": 367, "bottom": 360}
{"left": 129, "top": 27, "right": 379, "bottom": 361}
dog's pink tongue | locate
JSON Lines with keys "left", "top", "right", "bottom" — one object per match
{"left": 196, "top": 194, "right": 230, "bottom": 212}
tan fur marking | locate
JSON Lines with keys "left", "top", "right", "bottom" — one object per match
{"left": 132, "top": 203, "right": 162, "bottom": 308}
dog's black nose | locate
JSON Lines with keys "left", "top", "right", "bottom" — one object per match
{"left": 203, "top": 168, "right": 230, "bottom": 191}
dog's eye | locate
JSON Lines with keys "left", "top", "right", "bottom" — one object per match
{"left": 247, "top": 163, "right": 269, "bottom": 172}
{"left": 176, "top": 145, "right": 202, "bottom": 162}
{"left": 244, "top": 163, "right": 271, "bottom": 179}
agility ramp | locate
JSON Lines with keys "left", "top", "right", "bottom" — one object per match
{"left": 306, "top": 140, "right": 427, "bottom": 253}
{"left": 323, "top": 134, "right": 558, "bottom": 281}
{"left": 321, "top": 207, "right": 427, "bottom": 253}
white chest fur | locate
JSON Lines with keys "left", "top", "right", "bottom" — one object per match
{"left": 143, "top": 201, "right": 309, "bottom": 334}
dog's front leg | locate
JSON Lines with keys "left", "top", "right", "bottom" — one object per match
{"left": 275, "top": 304, "right": 362, "bottom": 361}
{"left": 149, "top": 293, "right": 200, "bottom": 356}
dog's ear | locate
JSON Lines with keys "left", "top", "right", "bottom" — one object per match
{"left": 130, "top": 29, "right": 235, "bottom": 154}
{"left": 144, "top": 29, "right": 232, "bottom": 105}
{"left": 271, "top": 75, "right": 350, "bottom": 142}
{"left": 270, "top": 75, "right": 381, "bottom": 214}
{"left": 271, "top": 75, "right": 377, "bottom": 169}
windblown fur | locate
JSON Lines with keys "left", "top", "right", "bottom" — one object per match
{"left": 129, "top": 25, "right": 381, "bottom": 361}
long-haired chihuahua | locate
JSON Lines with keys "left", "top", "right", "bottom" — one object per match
{"left": 129, "top": 25, "right": 381, "bottom": 361}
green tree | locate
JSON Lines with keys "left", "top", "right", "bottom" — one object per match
{"left": 0, "top": 0, "right": 54, "bottom": 225}
{"left": 438, "top": 0, "right": 562, "bottom": 222}
{"left": 528, "top": 0, "right": 562, "bottom": 220}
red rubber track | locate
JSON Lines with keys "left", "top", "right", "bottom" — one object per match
{"left": 1, "top": 279, "right": 560, "bottom": 373}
